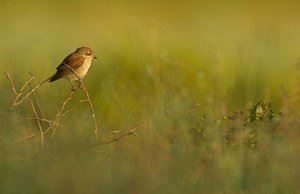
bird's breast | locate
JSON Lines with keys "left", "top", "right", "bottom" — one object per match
{"left": 75, "top": 58, "right": 92, "bottom": 78}
{"left": 64, "top": 58, "right": 92, "bottom": 81}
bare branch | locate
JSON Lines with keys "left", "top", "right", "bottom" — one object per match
{"left": 26, "top": 118, "right": 61, "bottom": 126}
{"left": 28, "top": 82, "right": 56, "bottom": 135}
{"left": 50, "top": 90, "right": 75, "bottom": 138}
{"left": 12, "top": 73, "right": 35, "bottom": 106}
{"left": 65, "top": 64, "right": 99, "bottom": 141}
{"left": 5, "top": 70, "right": 42, "bottom": 107}
{"left": 14, "top": 133, "right": 37, "bottom": 143}
{"left": 30, "top": 101, "right": 44, "bottom": 150}
{"left": 56, "top": 90, "right": 75, "bottom": 118}
{"left": 94, "top": 120, "right": 150, "bottom": 146}
{"left": 19, "top": 73, "right": 35, "bottom": 94}
{"left": 13, "top": 82, "right": 42, "bottom": 106}
{"left": 4, "top": 68, "right": 18, "bottom": 95}
{"left": 78, "top": 80, "right": 99, "bottom": 141}
{"left": 29, "top": 82, "right": 46, "bottom": 119}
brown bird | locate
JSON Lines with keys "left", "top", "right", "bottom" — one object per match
{"left": 43, "top": 47, "right": 97, "bottom": 88}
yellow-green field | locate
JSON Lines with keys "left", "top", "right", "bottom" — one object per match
{"left": 1, "top": 0, "right": 300, "bottom": 193}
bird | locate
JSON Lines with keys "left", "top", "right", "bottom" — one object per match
{"left": 42, "top": 46, "right": 97, "bottom": 89}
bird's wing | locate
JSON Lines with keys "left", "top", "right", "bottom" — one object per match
{"left": 56, "top": 53, "right": 85, "bottom": 71}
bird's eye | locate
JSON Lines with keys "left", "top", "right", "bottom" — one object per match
{"left": 87, "top": 52, "right": 92, "bottom": 56}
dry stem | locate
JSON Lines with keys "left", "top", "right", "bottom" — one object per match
{"left": 65, "top": 64, "right": 99, "bottom": 141}
{"left": 4, "top": 69, "right": 42, "bottom": 107}
{"left": 50, "top": 90, "right": 75, "bottom": 138}
{"left": 13, "top": 82, "right": 42, "bottom": 106}
{"left": 14, "top": 133, "right": 37, "bottom": 143}
{"left": 94, "top": 120, "right": 149, "bottom": 146}
{"left": 31, "top": 101, "right": 44, "bottom": 150}
{"left": 4, "top": 68, "right": 18, "bottom": 95}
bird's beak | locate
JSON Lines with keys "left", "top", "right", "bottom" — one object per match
{"left": 94, "top": 56, "right": 97, "bottom": 59}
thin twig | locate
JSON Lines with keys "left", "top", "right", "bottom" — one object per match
{"left": 30, "top": 101, "right": 44, "bottom": 150}
{"left": 56, "top": 90, "right": 75, "bottom": 118}
{"left": 13, "top": 82, "right": 42, "bottom": 106}
{"left": 28, "top": 82, "right": 56, "bottom": 136}
{"left": 50, "top": 90, "right": 75, "bottom": 138}
{"left": 4, "top": 68, "right": 17, "bottom": 95}
{"left": 78, "top": 80, "right": 98, "bottom": 141}
{"left": 27, "top": 118, "right": 61, "bottom": 126}
{"left": 12, "top": 73, "right": 35, "bottom": 106}
{"left": 29, "top": 80, "right": 46, "bottom": 119}
{"left": 5, "top": 71, "right": 41, "bottom": 107}
{"left": 94, "top": 120, "right": 149, "bottom": 146}
{"left": 44, "top": 93, "right": 75, "bottom": 149}
{"left": 45, "top": 107, "right": 75, "bottom": 135}
{"left": 2, "top": 69, "right": 17, "bottom": 120}
{"left": 19, "top": 73, "right": 35, "bottom": 94}
{"left": 14, "top": 133, "right": 37, "bottom": 143}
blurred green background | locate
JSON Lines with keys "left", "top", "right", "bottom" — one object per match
{"left": 1, "top": 0, "right": 300, "bottom": 193}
